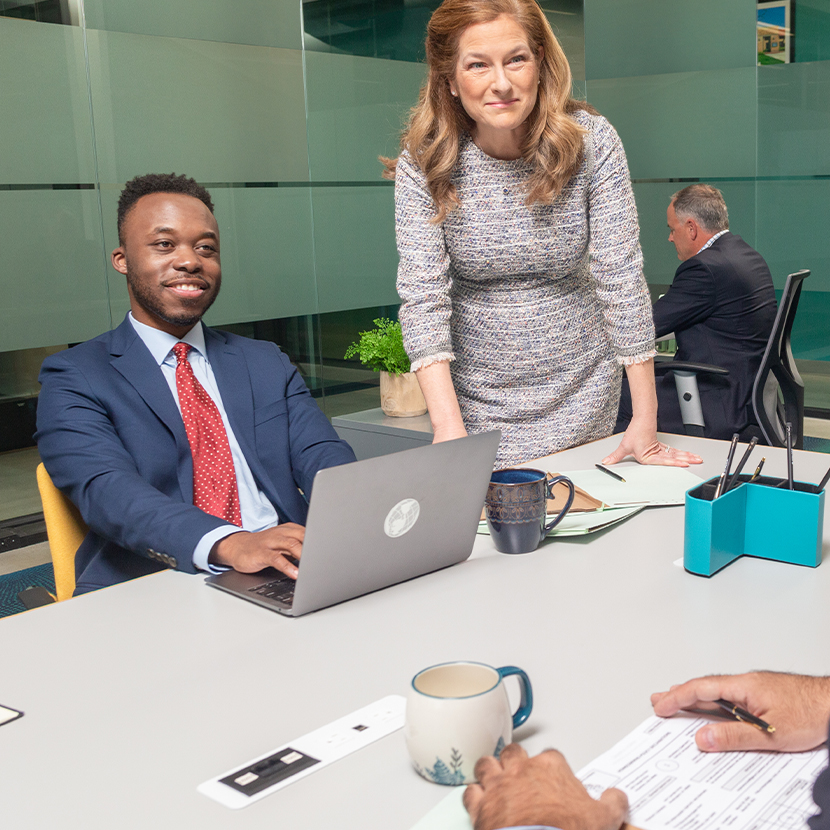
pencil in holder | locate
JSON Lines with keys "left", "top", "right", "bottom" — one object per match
{"left": 684, "top": 475, "right": 824, "bottom": 577}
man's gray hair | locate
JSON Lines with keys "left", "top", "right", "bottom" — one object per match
{"left": 671, "top": 184, "right": 729, "bottom": 232}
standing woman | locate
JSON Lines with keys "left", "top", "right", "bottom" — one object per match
{"left": 386, "top": 0, "right": 700, "bottom": 469}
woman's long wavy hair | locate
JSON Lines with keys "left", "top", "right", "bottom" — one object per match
{"left": 382, "top": 0, "right": 592, "bottom": 222}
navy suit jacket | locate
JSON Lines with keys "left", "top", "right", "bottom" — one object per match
{"left": 35, "top": 316, "right": 356, "bottom": 594}
{"left": 809, "top": 723, "right": 830, "bottom": 829}
{"left": 652, "top": 232, "right": 777, "bottom": 440}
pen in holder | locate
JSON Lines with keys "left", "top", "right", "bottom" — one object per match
{"left": 684, "top": 475, "right": 824, "bottom": 577}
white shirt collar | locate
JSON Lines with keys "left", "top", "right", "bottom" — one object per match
{"left": 128, "top": 312, "right": 207, "bottom": 366}
{"left": 697, "top": 229, "right": 729, "bottom": 254}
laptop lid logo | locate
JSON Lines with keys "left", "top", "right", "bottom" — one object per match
{"left": 384, "top": 499, "right": 420, "bottom": 538}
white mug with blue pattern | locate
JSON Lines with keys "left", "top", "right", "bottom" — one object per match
{"left": 405, "top": 661, "right": 533, "bottom": 785}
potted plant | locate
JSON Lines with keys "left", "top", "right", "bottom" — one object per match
{"left": 344, "top": 318, "right": 427, "bottom": 417}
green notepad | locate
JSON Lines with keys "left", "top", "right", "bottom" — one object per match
{"left": 409, "top": 788, "right": 468, "bottom": 830}
{"left": 562, "top": 466, "right": 704, "bottom": 508}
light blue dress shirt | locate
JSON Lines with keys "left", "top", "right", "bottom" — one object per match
{"left": 129, "top": 314, "right": 280, "bottom": 571}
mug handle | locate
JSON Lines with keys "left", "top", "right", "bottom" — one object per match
{"left": 497, "top": 666, "right": 533, "bottom": 729}
{"left": 543, "top": 475, "right": 575, "bottom": 536}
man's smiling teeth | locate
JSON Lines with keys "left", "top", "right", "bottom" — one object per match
{"left": 169, "top": 284, "right": 202, "bottom": 292}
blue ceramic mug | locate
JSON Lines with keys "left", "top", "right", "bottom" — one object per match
{"left": 485, "top": 468, "right": 575, "bottom": 554}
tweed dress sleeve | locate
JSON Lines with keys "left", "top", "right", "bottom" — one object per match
{"left": 394, "top": 151, "right": 456, "bottom": 372}
{"left": 585, "top": 115, "right": 656, "bottom": 365}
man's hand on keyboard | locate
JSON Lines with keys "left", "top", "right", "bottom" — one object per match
{"left": 210, "top": 524, "right": 305, "bottom": 579}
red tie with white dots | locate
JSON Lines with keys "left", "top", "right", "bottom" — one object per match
{"left": 172, "top": 342, "right": 242, "bottom": 526}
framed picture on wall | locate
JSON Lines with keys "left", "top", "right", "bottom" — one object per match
{"left": 757, "top": 0, "right": 793, "bottom": 65}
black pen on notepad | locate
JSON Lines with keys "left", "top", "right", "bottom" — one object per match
{"left": 714, "top": 699, "right": 775, "bottom": 734}
{"left": 595, "top": 464, "right": 625, "bottom": 483}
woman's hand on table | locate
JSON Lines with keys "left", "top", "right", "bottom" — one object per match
{"left": 601, "top": 417, "right": 702, "bottom": 467}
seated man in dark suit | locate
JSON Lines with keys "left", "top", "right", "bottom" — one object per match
{"left": 35, "top": 173, "right": 356, "bottom": 595}
{"left": 617, "top": 184, "right": 777, "bottom": 440}
{"left": 463, "top": 671, "right": 830, "bottom": 830}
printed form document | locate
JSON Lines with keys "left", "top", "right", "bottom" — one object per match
{"left": 410, "top": 714, "right": 826, "bottom": 830}
{"left": 579, "top": 714, "right": 825, "bottom": 829}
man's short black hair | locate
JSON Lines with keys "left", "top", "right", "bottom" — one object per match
{"left": 117, "top": 173, "right": 215, "bottom": 244}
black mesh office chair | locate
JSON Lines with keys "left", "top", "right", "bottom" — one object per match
{"left": 653, "top": 269, "right": 810, "bottom": 447}
{"left": 751, "top": 269, "right": 809, "bottom": 448}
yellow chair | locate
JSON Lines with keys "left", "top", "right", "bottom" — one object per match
{"left": 36, "top": 463, "right": 87, "bottom": 601}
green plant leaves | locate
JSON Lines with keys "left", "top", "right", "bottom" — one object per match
{"left": 343, "top": 318, "right": 410, "bottom": 374}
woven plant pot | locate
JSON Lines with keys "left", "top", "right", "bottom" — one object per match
{"left": 380, "top": 371, "right": 427, "bottom": 417}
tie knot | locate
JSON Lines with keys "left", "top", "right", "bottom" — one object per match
{"left": 173, "top": 342, "right": 191, "bottom": 365}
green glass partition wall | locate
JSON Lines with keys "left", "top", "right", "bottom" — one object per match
{"left": 1, "top": 0, "right": 828, "bottom": 465}
{"left": 586, "top": 0, "right": 830, "bottom": 410}
{"left": 0, "top": 0, "right": 586, "bottom": 456}
{"left": 0, "top": 0, "right": 426, "bottom": 443}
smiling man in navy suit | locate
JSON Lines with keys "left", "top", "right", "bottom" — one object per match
{"left": 36, "top": 173, "right": 356, "bottom": 595}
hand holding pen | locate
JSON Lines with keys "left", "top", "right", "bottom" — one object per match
{"left": 713, "top": 699, "right": 774, "bottom": 733}
{"left": 651, "top": 672, "right": 830, "bottom": 754}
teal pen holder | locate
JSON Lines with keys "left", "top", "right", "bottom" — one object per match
{"left": 684, "top": 475, "right": 825, "bottom": 577}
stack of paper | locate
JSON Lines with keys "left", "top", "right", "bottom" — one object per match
{"left": 477, "top": 504, "right": 644, "bottom": 538}
{"left": 578, "top": 714, "right": 826, "bottom": 829}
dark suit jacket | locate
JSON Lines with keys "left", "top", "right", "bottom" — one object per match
{"left": 652, "top": 232, "right": 777, "bottom": 440}
{"left": 809, "top": 723, "right": 830, "bottom": 829}
{"left": 35, "top": 316, "right": 356, "bottom": 594}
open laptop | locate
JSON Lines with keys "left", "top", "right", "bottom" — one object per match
{"left": 205, "top": 430, "right": 500, "bottom": 616}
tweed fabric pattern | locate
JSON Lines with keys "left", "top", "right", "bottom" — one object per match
{"left": 173, "top": 342, "right": 242, "bottom": 526}
{"left": 395, "top": 112, "right": 655, "bottom": 467}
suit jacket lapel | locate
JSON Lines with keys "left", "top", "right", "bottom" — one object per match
{"left": 204, "top": 327, "right": 286, "bottom": 519}
{"left": 108, "top": 316, "right": 194, "bottom": 501}
{"left": 204, "top": 326, "right": 254, "bottom": 433}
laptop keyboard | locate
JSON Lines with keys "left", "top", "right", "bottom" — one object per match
{"left": 248, "top": 577, "right": 296, "bottom": 607}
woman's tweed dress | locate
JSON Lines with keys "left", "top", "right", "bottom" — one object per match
{"left": 395, "top": 112, "right": 655, "bottom": 468}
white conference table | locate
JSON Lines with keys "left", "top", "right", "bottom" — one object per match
{"left": 1, "top": 433, "right": 829, "bottom": 829}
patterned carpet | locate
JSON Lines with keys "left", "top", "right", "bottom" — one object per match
{"left": 0, "top": 563, "right": 55, "bottom": 618}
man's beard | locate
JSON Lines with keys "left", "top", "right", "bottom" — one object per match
{"left": 127, "top": 270, "right": 218, "bottom": 329}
